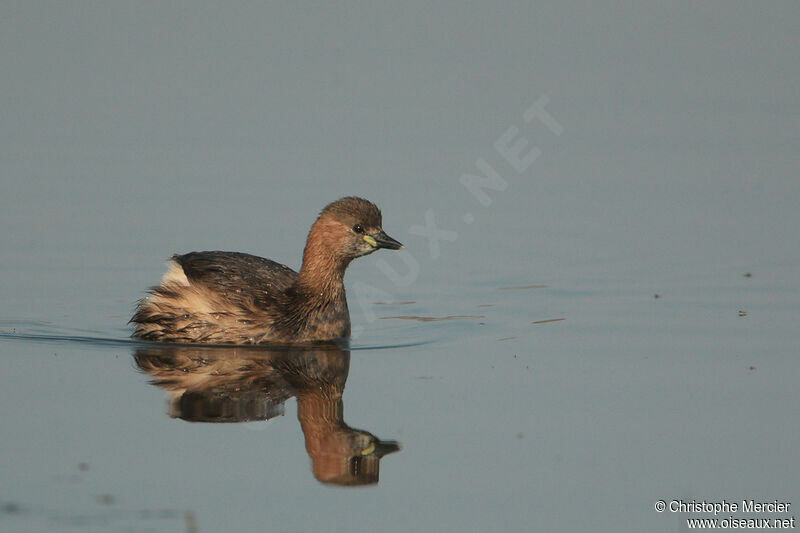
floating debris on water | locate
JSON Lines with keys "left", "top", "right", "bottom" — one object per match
{"left": 381, "top": 315, "right": 485, "bottom": 322}
{"left": 531, "top": 318, "right": 566, "bottom": 325}
{"left": 2, "top": 502, "right": 21, "bottom": 515}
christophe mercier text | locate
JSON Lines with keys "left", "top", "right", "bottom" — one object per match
{"left": 670, "top": 500, "right": 791, "bottom": 514}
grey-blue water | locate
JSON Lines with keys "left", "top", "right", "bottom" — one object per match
{"left": 2, "top": 3, "right": 798, "bottom": 532}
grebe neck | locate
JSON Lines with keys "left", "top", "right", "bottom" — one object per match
{"left": 296, "top": 217, "right": 351, "bottom": 297}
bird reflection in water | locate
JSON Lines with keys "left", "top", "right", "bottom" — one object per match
{"left": 133, "top": 343, "right": 401, "bottom": 486}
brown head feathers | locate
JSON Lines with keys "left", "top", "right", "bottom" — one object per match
{"left": 319, "top": 197, "right": 383, "bottom": 230}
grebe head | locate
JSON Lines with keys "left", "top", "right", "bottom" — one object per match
{"left": 310, "top": 197, "right": 403, "bottom": 261}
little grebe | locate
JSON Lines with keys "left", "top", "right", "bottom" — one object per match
{"left": 131, "top": 197, "right": 402, "bottom": 344}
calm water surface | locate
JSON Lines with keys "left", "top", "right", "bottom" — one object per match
{"left": 2, "top": 3, "right": 799, "bottom": 532}
{"left": 2, "top": 219, "right": 798, "bottom": 532}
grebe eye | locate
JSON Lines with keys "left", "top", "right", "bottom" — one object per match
{"left": 353, "top": 224, "right": 363, "bottom": 234}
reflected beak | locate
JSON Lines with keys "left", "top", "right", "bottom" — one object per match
{"left": 373, "top": 440, "right": 402, "bottom": 458}
{"left": 369, "top": 230, "right": 403, "bottom": 250}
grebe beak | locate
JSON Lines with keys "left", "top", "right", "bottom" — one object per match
{"left": 368, "top": 231, "right": 403, "bottom": 250}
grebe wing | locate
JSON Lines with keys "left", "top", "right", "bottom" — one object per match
{"left": 172, "top": 251, "right": 299, "bottom": 304}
